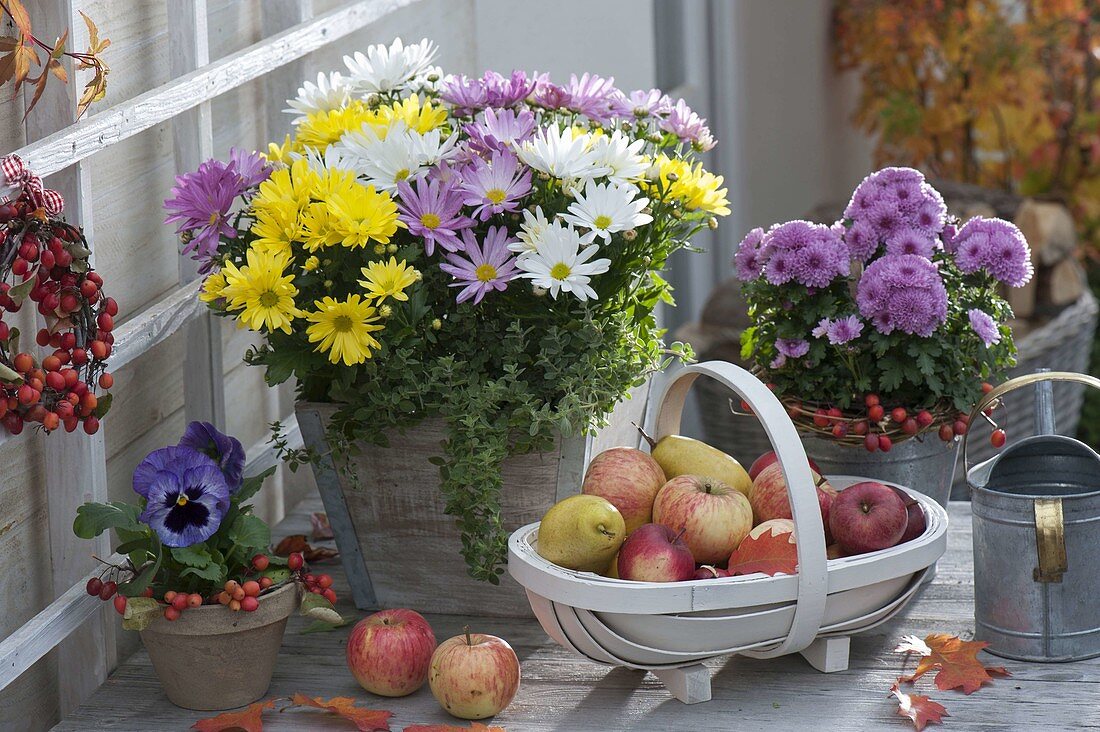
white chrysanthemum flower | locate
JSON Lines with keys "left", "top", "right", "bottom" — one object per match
{"left": 517, "top": 124, "right": 611, "bottom": 181}
{"left": 336, "top": 124, "right": 429, "bottom": 191}
{"left": 589, "top": 129, "right": 648, "bottom": 185}
{"left": 510, "top": 205, "right": 553, "bottom": 254}
{"left": 516, "top": 220, "right": 611, "bottom": 301}
{"left": 561, "top": 180, "right": 652, "bottom": 241}
{"left": 284, "top": 72, "right": 350, "bottom": 124}
{"left": 343, "top": 38, "right": 438, "bottom": 95}
{"left": 408, "top": 126, "right": 459, "bottom": 168}
{"left": 296, "top": 144, "right": 359, "bottom": 176}
{"left": 408, "top": 64, "right": 444, "bottom": 93}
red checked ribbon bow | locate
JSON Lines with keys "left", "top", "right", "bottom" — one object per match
{"left": 0, "top": 154, "right": 64, "bottom": 215}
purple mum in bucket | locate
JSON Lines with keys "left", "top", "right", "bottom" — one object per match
{"left": 133, "top": 445, "right": 230, "bottom": 547}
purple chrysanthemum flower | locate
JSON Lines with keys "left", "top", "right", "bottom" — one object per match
{"left": 776, "top": 338, "right": 810, "bottom": 359}
{"left": 396, "top": 177, "right": 473, "bottom": 256}
{"left": 439, "top": 74, "right": 489, "bottom": 114}
{"left": 457, "top": 149, "right": 532, "bottom": 221}
{"left": 439, "top": 225, "right": 518, "bottom": 304}
{"left": 842, "top": 167, "right": 947, "bottom": 261}
{"left": 813, "top": 315, "right": 864, "bottom": 345}
{"left": 770, "top": 354, "right": 787, "bottom": 369}
{"left": 611, "top": 88, "right": 673, "bottom": 118}
{"left": 228, "top": 147, "right": 272, "bottom": 188}
{"left": 968, "top": 308, "right": 1002, "bottom": 346}
{"left": 950, "top": 216, "right": 1033, "bottom": 286}
{"left": 133, "top": 446, "right": 230, "bottom": 548}
{"left": 464, "top": 107, "right": 536, "bottom": 154}
{"left": 531, "top": 79, "right": 571, "bottom": 110}
{"left": 844, "top": 219, "right": 879, "bottom": 261}
{"left": 793, "top": 238, "right": 850, "bottom": 288}
{"left": 758, "top": 220, "right": 849, "bottom": 287}
{"left": 733, "top": 227, "right": 766, "bottom": 281}
{"left": 885, "top": 225, "right": 937, "bottom": 258}
{"left": 560, "top": 72, "right": 620, "bottom": 122}
{"left": 164, "top": 159, "right": 250, "bottom": 272}
{"left": 482, "top": 70, "right": 537, "bottom": 107}
{"left": 856, "top": 254, "right": 948, "bottom": 337}
{"left": 178, "top": 421, "right": 245, "bottom": 492}
{"left": 659, "top": 98, "right": 716, "bottom": 151}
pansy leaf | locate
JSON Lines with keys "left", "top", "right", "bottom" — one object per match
{"left": 228, "top": 514, "right": 270, "bottom": 551}
{"left": 181, "top": 563, "right": 225, "bottom": 583}
{"left": 119, "top": 538, "right": 161, "bottom": 598}
{"left": 73, "top": 501, "right": 141, "bottom": 539}
{"left": 234, "top": 466, "right": 276, "bottom": 505}
{"left": 170, "top": 544, "right": 213, "bottom": 568}
{"left": 121, "top": 596, "right": 161, "bottom": 631}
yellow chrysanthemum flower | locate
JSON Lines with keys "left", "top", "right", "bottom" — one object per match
{"left": 312, "top": 167, "right": 360, "bottom": 201}
{"left": 299, "top": 201, "right": 345, "bottom": 252}
{"left": 253, "top": 157, "right": 319, "bottom": 216}
{"left": 327, "top": 184, "right": 402, "bottom": 249}
{"left": 265, "top": 134, "right": 294, "bottom": 165}
{"left": 305, "top": 294, "right": 383, "bottom": 366}
{"left": 652, "top": 155, "right": 731, "bottom": 216}
{"left": 303, "top": 255, "right": 320, "bottom": 272}
{"left": 220, "top": 248, "right": 300, "bottom": 334}
{"left": 250, "top": 199, "right": 302, "bottom": 258}
{"left": 199, "top": 270, "right": 226, "bottom": 304}
{"left": 371, "top": 96, "right": 448, "bottom": 135}
{"left": 358, "top": 257, "right": 419, "bottom": 303}
{"left": 295, "top": 101, "right": 374, "bottom": 152}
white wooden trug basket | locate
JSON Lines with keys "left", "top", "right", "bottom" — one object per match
{"left": 508, "top": 362, "right": 949, "bottom": 704}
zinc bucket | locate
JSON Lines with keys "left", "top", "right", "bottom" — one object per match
{"left": 967, "top": 371, "right": 1100, "bottom": 662}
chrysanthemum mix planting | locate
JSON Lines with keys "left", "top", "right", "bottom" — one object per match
{"left": 164, "top": 38, "right": 728, "bottom": 581}
{"left": 738, "top": 167, "right": 1029, "bottom": 451}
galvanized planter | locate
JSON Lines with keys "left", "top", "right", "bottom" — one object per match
{"left": 967, "top": 371, "right": 1100, "bottom": 662}
{"left": 296, "top": 382, "right": 652, "bottom": 617}
{"left": 802, "top": 433, "right": 960, "bottom": 510}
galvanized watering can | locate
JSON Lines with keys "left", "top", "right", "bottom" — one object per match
{"left": 967, "top": 370, "right": 1100, "bottom": 662}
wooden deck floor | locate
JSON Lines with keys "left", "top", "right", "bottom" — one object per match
{"left": 53, "top": 497, "right": 1100, "bottom": 731}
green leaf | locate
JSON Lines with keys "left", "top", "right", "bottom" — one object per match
{"left": 227, "top": 513, "right": 270, "bottom": 552}
{"left": 299, "top": 591, "right": 342, "bottom": 624}
{"left": 114, "top": 538, "right": 148, "bottom": 556}
{"left": 121, "top": 596, "right": 161, "bottom": 631}
{"left": 300, "top": 617, "right": 351, "bottom": 634}
{"left": 234, "top": 466, "right": 275, "bottom": 505}
{"left": 73, "top": 502, "right": 140, "bottom": 539}
{"left": 7, "top": 275, "right": 35, "bottom": 304}
{"left": 93, "top": 392, "right": 112, "bottom": 418}
{"left": 180, "top": 563, "right": 225, "bottom": 583}
{"left": 0, "top": 361, "right": 22, "bottom": 384}
{"left": 170, "top": 544, "right": 213, "bottom": 568}
{"left": 119, "top": 546, "right": 160, "bottom": 599}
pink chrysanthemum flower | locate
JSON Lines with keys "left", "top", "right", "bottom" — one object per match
{"left": 457, "top": 149, "right": 532, "bottom": 221}
{"left": 396, "top": 177, "right": 473, "bottom": 256}
{"left": 439, "top": 225, "right": 518, "bottom": 304}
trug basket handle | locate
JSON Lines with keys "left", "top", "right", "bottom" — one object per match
{"left": 653, "top": 361, "right": 828, "bottom": 659}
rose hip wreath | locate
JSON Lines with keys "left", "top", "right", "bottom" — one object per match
{"left": 0, "top": 156, "right": 114, "bottom": 436}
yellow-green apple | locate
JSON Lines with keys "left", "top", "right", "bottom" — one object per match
{"left": 652, "top": 475, "right": 753, "bottom": 564}
{"left": 693, "top": 565, "right": 732, "bottom": 579}
{"left": 428, "top": 628, "right": 520, "bottom": 720}
{"left": 890, "top": 486, "right": 927, "bottom": 543}
{"left": 537, "top": 494, "right": 626, "bottom": 572}
{"left": 582, "top": 447, "right": 666, "bottom": 534}
{"left": 748, "top": 450, "right": 822, "bottom": 481}
{"left": 617, "top": 523, "right": 695, "bottom": 582}
{"left": 749, "top": 462, "right": 838, "bottom": 531}
{"left": 828, "top": 481, "right": 908, "bottom": 555}
{"left": 644, "top": 433, "right": 753, "bottom": 498}
{"left": 346, "top": 608, "right": 436, "bottom": 697}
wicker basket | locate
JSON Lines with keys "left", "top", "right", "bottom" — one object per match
{"left": 508, "top": 361, "right": 948, "bottom": 704}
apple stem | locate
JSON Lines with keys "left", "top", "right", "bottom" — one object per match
{"left": 464, "top": 625, "right": 472, "bottom": 646}
{"left": 633, "top": 422, "right": 657, "bottom": 449}
{"left": 674, "top": 526, "right": 687, "bottom": 543}
{"left": 815, "top": 474, "right": 828, "bottom": 488}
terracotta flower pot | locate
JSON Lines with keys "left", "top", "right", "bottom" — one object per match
{"left": 139, "top": 581, "right": 299, "bottom": 710}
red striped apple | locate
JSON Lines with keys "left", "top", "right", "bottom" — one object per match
{"left": 582, "top": 447, "right": 666, "bottom": 534}
{"left": 829, "top": 481, "right": 908, "bottom": 555}
{"left": 748, "top": 450, "right": 822, "bottom": 481}
{"left": 429, "top": 629, "right": 520, "bottom": 720}
{"left": 652, "top": 475, "right": 753, "bottom": 564}
{"left": 346, "top": 608, "right": 436, "bottom": 697}
{"left": 617, "top": 523, "right": 695, "bottom": 582}
{"left": 749, "top": 462, "right": 838, "bottom": 534}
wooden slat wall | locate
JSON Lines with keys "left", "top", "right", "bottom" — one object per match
{"left": 0, "top": 2, "right": 478, "bottom": 729}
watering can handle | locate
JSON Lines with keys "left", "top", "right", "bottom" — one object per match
{"left": 962, "top": 371, "right": 1100, "bottom": 475}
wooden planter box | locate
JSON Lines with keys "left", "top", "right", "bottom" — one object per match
{"left": 295, "top": 383, "right": 651, "bottom": 617}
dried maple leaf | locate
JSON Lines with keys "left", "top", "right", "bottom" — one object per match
{"left": 727, "top": 521, "right": 798, "bottom": 576}
{"left": 891, "top": 682, "right": 948, "bottom": 731}
{"left": 896, "top": 633, "right": 1010, "bottom": 694}
{"left": 288, "top": 694, "right": 391, "bottom": 731}
{"left": 191, "top": 699, "right": 274, "bottom": 732}
{"left": 404, "top": 724, "right": 505, "bottom": 732}
{"left": 274, "top": 534, "right": 339, "bottom": 562}
{"left": 3, "top": 0, "right": 32, "bottom": 41}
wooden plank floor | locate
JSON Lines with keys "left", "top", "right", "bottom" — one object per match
{"left": 54, "top": 497, "right": 1100, "bottom": 731}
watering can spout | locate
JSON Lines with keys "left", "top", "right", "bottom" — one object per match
{"left": 1034, "top": 368, "right": 1056, "bottom": 436}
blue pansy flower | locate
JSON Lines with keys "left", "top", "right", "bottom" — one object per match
{"left": 178, "top": 420, "right": 246, "bottom": 492}
{"left": 133, "top": 445, "right": 230, "bottom": 547}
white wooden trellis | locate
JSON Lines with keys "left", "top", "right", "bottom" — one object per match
{"left": 0, "top": 0, "right": 417, "bottom": 713}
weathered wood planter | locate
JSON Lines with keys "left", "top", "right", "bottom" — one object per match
{"left": 295, "top": 384, "right": 651, "bottom": 617}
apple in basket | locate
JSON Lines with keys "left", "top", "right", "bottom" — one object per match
{"left": 536, "top": 494, "right": 626, "bottom": 573}
{"left": 749, "top": 462, "right": 838, "bottom": 529}
{"left": 429, "top": 628, "right": 520, "bottom": 720}
{"left": 829, "top": 481, "right": 909, "bottom": 555}
{"left": 748, "top": 450, "right": 822, "bottom": 481}
{"left": 617, "top": 523, "right": 696, "bottom": 582}
{"left": 693, "top": 565, "right": 732, "bottom": 580}
{"left": 652, "top": 475, "right": 753, "bottom": 564}
{"left": 346, "top": 608, "right": 437, "bottom": 697}
{"left": 582, "top": 447, "right": 667, "bottom": 534}
{"left": 891, "top": 486, "right": 928, "bottom": 544}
